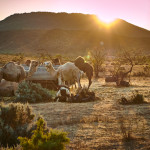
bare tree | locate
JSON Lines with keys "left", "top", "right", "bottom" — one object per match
{"left": 89, "top": 46, "right": 105, "bottom": 78}
{"left": 110, "top": 47, "right": 137, "bottom": 86}
{"left": 38, "top": 52, "right": 52, "bottom": 63}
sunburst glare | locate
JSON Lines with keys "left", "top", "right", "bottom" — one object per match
{"left": 93, "top": 15, "right": 118, "bottom": 29}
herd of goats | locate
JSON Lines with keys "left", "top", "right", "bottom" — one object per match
{"left": 0, "top": 56, "right": 94, "bottom": 97}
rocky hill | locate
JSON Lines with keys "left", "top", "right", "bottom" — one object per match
{"left": 0, "top": 12, "right": 150, "bottom": 56}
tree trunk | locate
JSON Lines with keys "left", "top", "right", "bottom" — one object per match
{"left": 94, "top": 65, "right": 99, "bottom": 78}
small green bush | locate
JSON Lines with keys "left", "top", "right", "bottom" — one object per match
{"left": 19, "top": 117, "right": 70, "bottom": 150}
{"left": 0, "top": 103, "right": 35, "bottom": 147}
{"left": 16, "top": 81, "right": 55, "bottom": 103}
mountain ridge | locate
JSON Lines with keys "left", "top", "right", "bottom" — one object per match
{"left": 0, "top": 12, "right": 150, "bottom": 55}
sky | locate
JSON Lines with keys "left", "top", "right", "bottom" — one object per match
{"left": 0, "top": 0, "right": 150, "bottom": 30}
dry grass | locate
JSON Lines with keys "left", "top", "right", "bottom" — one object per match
{"left": 0, "top": 54, "right": 36, "bottom": 67}
{"left": 30, "top": 77, "right": 150, "bottom": 149}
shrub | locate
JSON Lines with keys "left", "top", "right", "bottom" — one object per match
{"left": 0, "top": 103, "right": 35, "bottom": 147}
{"left": 133, "top": 65, "right": 150, "bottom": 77}
{"left": 133, "top": 72, "right": 145, "bottom": 77}
{"left": 67, "top": 87, "right": 96, "bottom": 103}
{"left": 19, "top": 117, "right": 70, "bottom": 150}
{"left": 131, "top": 93, "right": 145, "bottom": 104}
{"left": 119, "top": 91, "right": 147, "bottom": 105}
{"left": 16, "top": 81, "right": 55, "bottom": 103}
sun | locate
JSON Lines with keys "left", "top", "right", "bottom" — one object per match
{"left": 96, "top": 15, "right": 117, "bottom": 27}
{"left": 92, "top": 15, "right": 118, "bottom": 29}
{"left": 97, "top": 14, "right": 116, "bottom": 23}
{"left": 102, "top": 18, "right": 115, "bottom": 24}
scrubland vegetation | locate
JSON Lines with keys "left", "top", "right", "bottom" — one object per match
{"left": 0, "top": 103, "right": 70, "bottom": 149}
{"left": 15, "top": 81, "right": 55, "bottom": 103}
{"left": 0, "top": 11, "right": 150, "bottom": 150}
{"left": 0, "top": 50, "right": 150, "bottom": 149}
{"left": 0, "top": 103, "right": 35, "bottom": 147}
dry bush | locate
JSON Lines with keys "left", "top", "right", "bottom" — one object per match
{"left": 0, "top": 103, "right": 35, "bottom": 147}
{"left": 133, "top": 65, "right": 150, "bottom": 77}
{"left": 119, "top": 91, "right": 147, "bottom": 105}
{"left": 110, "top": 48, "right": 135, "bottom": 86}
{"left": 89, "top": 46, "right": 105, "bottom": 78}
{"left": 68, "top": 87, "right": 96, "bottom": 103}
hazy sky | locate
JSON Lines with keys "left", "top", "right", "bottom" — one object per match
{"left": 1, "top": 0, "right": 150, "bottom": 30}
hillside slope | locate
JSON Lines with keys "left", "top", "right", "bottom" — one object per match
{"left": 0, "top": 12, "right": 150, "bottom": 55}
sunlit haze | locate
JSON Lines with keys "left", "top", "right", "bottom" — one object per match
{"left": 0, "top": 0, "right": 150, "bottom": 30}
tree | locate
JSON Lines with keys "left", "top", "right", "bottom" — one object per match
{"left": 89, "top": 46, "right": 105, "bottom": 78}
{"left": 110, "top": 47, "right": 138, "bottom": 86}
{"left": 38, "top": 51, "right": 52, "bottom": 63}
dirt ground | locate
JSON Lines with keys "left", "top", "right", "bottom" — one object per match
{"left": 31, "top": 77, "right": 150, "bottom": 150}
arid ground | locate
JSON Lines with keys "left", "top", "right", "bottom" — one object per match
{"left": 31, "top": 77, "right": 150, "bottom": 150}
